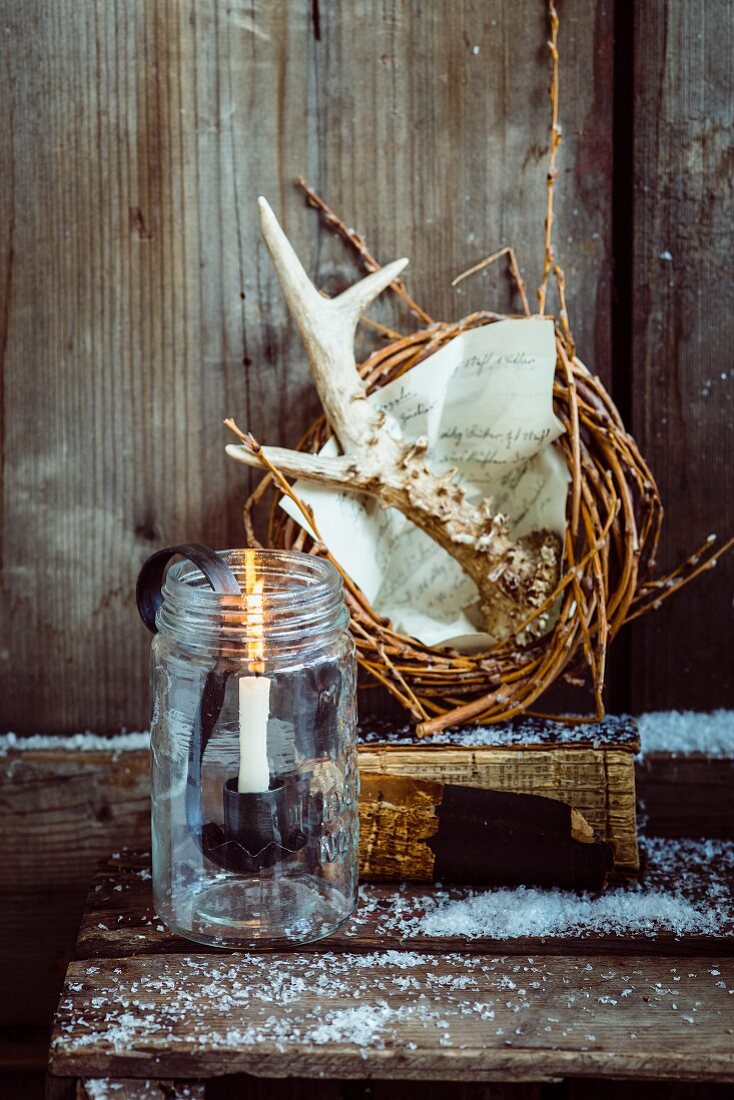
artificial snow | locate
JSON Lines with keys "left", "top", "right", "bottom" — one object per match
{"left": 3, "top": 711, "right": 732, "bottom": 757}
{"left": 0, "top": 730, "right": 150, "bottom": 756}
{"left": 359, "top": 714, "right": 638, "bottom": 749}
{"left": 351, "top": 836, "right": 734, "bottom": 942}
{"left": 54, "top": 838, "right": 734, "bottom": 1062}
{"left": 407, "top": 885, "right": 715, "bottom": 939}
{"left": 637, "top": 710, "right": 734, "bottom": 758}
{"left": 55, "top": 945, "right": 734, "bottom": 1058}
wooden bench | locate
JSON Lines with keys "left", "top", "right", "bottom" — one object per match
{"left": 47, "top": 846, "right": 734, "bottom": 1096}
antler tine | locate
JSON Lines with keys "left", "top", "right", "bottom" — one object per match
{"left": 225, "top": 441, "right": 367, "bottom": 488}
{"left": 257, "top": 197, "right": 324, "bottom": 318}
{"left": 258, "top": 196, "right": 407, "bottom": 452}
{"left": 335, "top": 257, "right": 410, "bottom": 321}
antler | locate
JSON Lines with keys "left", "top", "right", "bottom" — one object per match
{"left": 226, "top": 198, "right": 560, "bottom": 645}
{"left": 256, "top": 198, "right": 409, "bottom": 454}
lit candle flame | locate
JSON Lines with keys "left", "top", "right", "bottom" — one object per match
{"left": 239, "top": 550, "right": 270, "bottom": 792}
{"left": 244, "top": 549, "right": 265, "bottom": 672}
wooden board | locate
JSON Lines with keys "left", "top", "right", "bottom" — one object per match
{"left": 0, "top": 740, "right": 637, "bottom": 892}
{"left": 0, "top": 748, "right": 150, "bottom": 1027}
{"left": 50, "top": 949, "right": 734, "bottom": 1083}
{"left": 0, "top": 0, "right": 613, "bottom": 733}
{"left": 0, "top": 744, "right": 728, "bottom": 1035}
{"left": 629, "top": 0, "right": 734, "bottom": 711}
{"left": 47, "top": 841, "right": 734, "bottom": 1087}
{"left": 637, "top": 754, "right": 734, "bottom": 838}
{"left": 74, "top": 849, "right": 734, "bottom": 961}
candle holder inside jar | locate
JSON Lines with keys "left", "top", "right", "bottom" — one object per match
{"left": 140, "top": 547, "right": 359, "bottom": 949}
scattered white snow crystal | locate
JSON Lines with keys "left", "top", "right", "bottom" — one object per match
{"left": 59, "top": 946, "right": 730, "bottom": 1064}
{"left": 413, "top": 885, "right": 718, "bottom": 939}
{"left": 0, "top": 730, "right": 150, "bottom": 756}
{"left": 659, "top": 250, "right": 673, "bottom": 261}
{"left": 360, "top": 714, "right": 637, "bottom": 750}
{"left": 57, "top": 951, "right": 476, "bottom": 1058}
{"left": 83, "top": 1083, "right": 126, "bottom": 1099}
{"left": 309, "top": 1005, "right": 391, "bottom": 1046}
{"left": 364, "top": 710, "right": 730, "bottom": 756}
{"left": 637, "top": 710, "right": 734, "bottom": 757}
{"left": 355, "top": 837, "right": 733, "bottom": 941}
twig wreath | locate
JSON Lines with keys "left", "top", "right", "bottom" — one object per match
{"left": 226, "top": 2, "right": 732, "bottom": 735}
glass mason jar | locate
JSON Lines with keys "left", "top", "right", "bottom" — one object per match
{"left": 147, "top": 548, "right": 358, "bottom": 949}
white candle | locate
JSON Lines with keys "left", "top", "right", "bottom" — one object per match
{"left": 238, "top": 675, "right": 271, "bottom": 792}
{"left": 237, "top": 552, "right": 271, "bottom": 793}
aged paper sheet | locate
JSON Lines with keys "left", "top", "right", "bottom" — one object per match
{"left": 282, "top": 317, "right": 569, "bottom": 649}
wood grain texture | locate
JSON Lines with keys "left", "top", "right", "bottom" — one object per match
{"left": 359, "top": 773, "right": 441, "bottom": 880}
{"left": 637, "top": 755, "right": 734, "bottom": 838}
{"left": 0, "top": 0, "right": 613, "bottom": 732}
{"left": 49, "top": 951, "right": 734, "bottom": 1083}
{"left": 74, "top": 849, "right": 734, "bottom": 961}
{"left": 629, "top": 0, "right": 734, "bottom": 709}
{"left": 0, "top": 745, "right": 727, "bottom": 1034}
{"left": 0, "top": 749, "right": 149, "bottom": 1026}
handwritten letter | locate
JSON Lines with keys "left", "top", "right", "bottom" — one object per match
{"left": 281, "top": 318, "right": 569, "bottom": 649}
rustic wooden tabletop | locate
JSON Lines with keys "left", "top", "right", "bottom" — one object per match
{"left": 47, "top": 847, "right": 734, "bottom": 1096}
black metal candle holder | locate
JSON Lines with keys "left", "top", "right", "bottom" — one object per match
{"left": 222, "top": 776, "right": 310, "bottom": 872}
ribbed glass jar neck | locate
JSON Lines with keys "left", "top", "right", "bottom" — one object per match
{"left": 156, "top": 549, "right": 348, "bottom": 662}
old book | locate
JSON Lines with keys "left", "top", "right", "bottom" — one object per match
{"left": 357, "top": 716, "right": 639, "bottom": 887}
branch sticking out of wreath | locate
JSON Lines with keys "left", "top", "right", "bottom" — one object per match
{"left": 226, "top": 198, "right": 561, "bottom": 647}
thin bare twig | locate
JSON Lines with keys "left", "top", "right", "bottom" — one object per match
{"left": 537, "top": 0, "right": 561, "bottom": 315}
{"left": 224, "top": 419, "right": 325, "bottom": 545}
{"left": 553, "top": 264, "right": 575, "bottom": 355}
{"left": 452, "top": 246, "right": 531, "bottom": 317}
{"left": 296, "top": 177, "right": 434, "bottom": 326}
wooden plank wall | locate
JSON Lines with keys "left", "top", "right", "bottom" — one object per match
{"left": 0, "top": 0, "right": 730, "bottom": 728}
{"left": 0, "top": 0, "right": 616, "bottom": 732}
{"left": 629, "top": 2, "right": 734, "bottom": 711}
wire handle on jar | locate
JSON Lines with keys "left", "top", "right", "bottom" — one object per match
{"left": 136, "top": 542, "right": 241, "bottom": 633}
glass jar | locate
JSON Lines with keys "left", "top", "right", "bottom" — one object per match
{"left": 145, "top": 548, "right": 358, "bottom": 949}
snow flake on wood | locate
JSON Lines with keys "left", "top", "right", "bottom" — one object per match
{"left": 638, "top": 710, "right": 734, "bottom": 758}
{"left": 0, "top": 730, "right": 150, "bottom": 756}
{"left": 350, "top": 837, "right": 734, "bottom": 941}
{"left": 52, "top": 950, "right": 734, "bottom": 1075}
{"left": 359, "top": 714, "right": 639, "bottom": 749}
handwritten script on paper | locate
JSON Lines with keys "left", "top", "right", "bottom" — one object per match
{"left": 281, "top": 318, "right": 569, "bottom": 650}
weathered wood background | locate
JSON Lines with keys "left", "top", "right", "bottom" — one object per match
{"left": 0, "top": 0, "right": 731, "bottom": 729}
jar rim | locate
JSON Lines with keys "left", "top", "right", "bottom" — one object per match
{"left": 156, "top": 548, "right": 348, "bottom": 658}
{"left": 164, "top": 548, "right": 342, "bottom": 607}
